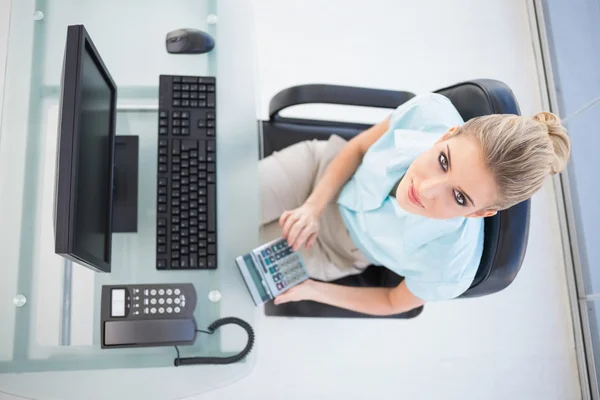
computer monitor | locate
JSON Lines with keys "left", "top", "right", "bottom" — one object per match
{"left": 54, "top": 25, "right": 117, "bottom": 273}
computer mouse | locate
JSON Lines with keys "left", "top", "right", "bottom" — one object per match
{"left": 165, "top": 29, "right": 215, "bottom": 54}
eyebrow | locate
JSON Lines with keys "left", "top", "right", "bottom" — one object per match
{"left": 446, "top": 144, "right": 476, "bottom": 207}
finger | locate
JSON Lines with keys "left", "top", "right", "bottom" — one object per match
{"left": 292, "top": 225, "right": 313, "bottom": 251}
{"left": 279, "top": 210, "right": 291, "bottom": 227}
{"left": 274, "top": 294, "right": 289, "bottom": 305}
{"left": 305, "top": 232, "right": 317, "bottom": 249}
{"left": 283, "top": 214, "right": 302, "bottom": 239}
{"left": 287, "top": 219, "right": 306, "bottom": 248}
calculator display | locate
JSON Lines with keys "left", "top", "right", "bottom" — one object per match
{"left": 242, "top": 254, "right": 271, "bottom": 303}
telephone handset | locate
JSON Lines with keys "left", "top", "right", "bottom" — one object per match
{"left": 100, "top": 283, "right": 254, "bottom": 366}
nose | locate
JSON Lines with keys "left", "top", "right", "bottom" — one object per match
{"left": 419, "top": 176, "right": 445, "bottom": 199}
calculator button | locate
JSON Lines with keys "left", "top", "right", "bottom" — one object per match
{"left": 174, "top": 289, "right": 181, "bottom": 295}
{"left": 150, "top": 289, "right": 157, "bottom": 296}
{"left": 144, "top": 299, "right": 149, "bottom": 305}
{"left": 144, "top": 308, "right": 149, "bottom": 314}
{"left": 159, "top": 289, "right": 165, "bottom": 295}
{"left": 144, "top": 289, "right": 149, "bottom": 295}
{"left": 167, "top": 307, "right": 173, "bottom": 314}
{"left": 150, "top": 298, "right": 157, "bottom": 305}
{"left": 166, "top": 289, "right": 173, "bottom": 295}
{"left": 159, "top": 298, "right": 165, "bottom": 305}
{"left": 150, "top": 308, "right": 157, "bottom": 314}
{"left": 159, "top": 307, "right": 165, "bottom": 314}
{"left": 166, "top": 298, "right": 173, "bottom": 304}
{"left": 175, "top": 307, "right": 181, "bottom": 313}
{"left": 174, "top": 298, "right": 181, "bottom": 304}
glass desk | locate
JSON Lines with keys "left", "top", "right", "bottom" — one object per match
{"left": 0, "top": 0, "right": 260, "bottom": 398}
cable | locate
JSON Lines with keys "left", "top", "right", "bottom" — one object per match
{"left": 173, "top": 317, "right": 255, "bottom": 366}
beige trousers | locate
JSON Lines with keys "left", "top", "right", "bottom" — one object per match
{"left": 259, "top": 134, "right": 371, "bottom": 281}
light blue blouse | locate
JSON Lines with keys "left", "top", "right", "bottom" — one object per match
{"left": 337, "top": 93, "right": 484, "bottom": 301}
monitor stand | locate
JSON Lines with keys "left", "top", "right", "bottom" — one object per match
{"left": 113, "top": 136, "right": 139, "bottom": 233}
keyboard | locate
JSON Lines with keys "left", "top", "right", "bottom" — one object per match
{"left": 155, "top": 75, "right": 217, "bottom": 270}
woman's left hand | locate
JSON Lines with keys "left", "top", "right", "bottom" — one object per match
{"left": 274, "top": 279, "right": 319, "bottom": 305}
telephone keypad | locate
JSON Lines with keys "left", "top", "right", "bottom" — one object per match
{"left": 123, "top": 285, "right": 191, "bottom": 319}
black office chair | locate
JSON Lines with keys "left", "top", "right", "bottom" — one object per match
{"left": 261, "top": 79, "right": 531, "bottom": 319}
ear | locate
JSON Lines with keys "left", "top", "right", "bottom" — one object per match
{"left": 436, "top": 126, "right": 460, "bottom": 144}
{"left": 467, "top": 209, "right": 498, "bottom": 218}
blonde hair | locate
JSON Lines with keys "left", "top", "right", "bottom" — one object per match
{"left": 458, "top": 111, "right": 571, "bottom": 210}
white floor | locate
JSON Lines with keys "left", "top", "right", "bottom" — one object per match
{"left": 0, "top": 0, "right": 582, "bottom": 399}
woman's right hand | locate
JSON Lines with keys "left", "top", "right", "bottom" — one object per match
{"left": 279, "top": 203, "right": 320, "bottom": 251}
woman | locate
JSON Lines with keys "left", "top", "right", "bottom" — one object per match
{"left": 259, "top": 93, "right": 570, "bottom": 315}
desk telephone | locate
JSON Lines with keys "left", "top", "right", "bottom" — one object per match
{"left": 100, "top": 283, "right": 254, "bottom": 366}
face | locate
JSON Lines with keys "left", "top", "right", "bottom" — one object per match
{"left": 395, "top": 127, "right": 498, "bottom": 220}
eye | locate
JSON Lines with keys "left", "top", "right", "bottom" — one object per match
{"left": 454, "top": 190, "right": 466, "bottom": 206}
{"left": 439, "top": 152, "right": 448, "bottom": 171}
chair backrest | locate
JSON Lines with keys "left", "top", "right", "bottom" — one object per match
{"left": 434, "top": 79, "right": 530, "bottom": 297}
{"left": 261, "top": 80, "right": 531, "bottom": 298}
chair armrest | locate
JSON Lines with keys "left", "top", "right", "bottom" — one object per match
{"left": 269, "top": 84, "right": 415, "bottom": 120}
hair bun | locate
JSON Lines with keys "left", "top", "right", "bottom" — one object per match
{"left": 532, "top": 111, "right": 571, "bottom": 175}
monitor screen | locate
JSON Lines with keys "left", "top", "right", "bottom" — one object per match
{"left": 54, "top": 25, "right": 117, "bottom": 273}
{"left": 72, "top": 43, "right": 113, "bottom": 264}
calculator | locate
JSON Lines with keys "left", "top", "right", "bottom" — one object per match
{"left": 235, "top": 237, "right": 310, "bottom": 306}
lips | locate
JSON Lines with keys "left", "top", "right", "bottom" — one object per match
{"left": 408, "top": 181, "right": 424, "bottom": 208}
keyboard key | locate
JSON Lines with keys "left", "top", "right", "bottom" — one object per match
{"left": 159, "top": 127, "right": 168, "bottom": 135}
{"left": 172, "top": 140, "right": 181, "bottom": 155}
{"left": 207, "top": 140, "right": 215, "bottom": 152}
{"left": 208, "top": 184, "right": 216, "bottom": 232}
{"left": 158, "top": 218, "right": 167, "bottom": 227}
{"left": 157, "top": 259, "right": 167, "bottom": 270}
{"left": 160, "top": 111, "right": 168, "bottom": 118}
{"left": 158, "top": 177, "right": 167, "bottom": 186}
{"left": 182, "top": 140, "right": 197, "bottom": 151}
{"left": 198, "top": 141, "right": 206, "bottom": 161}
{"left": 180, "top": 257, "right": 188, "bottom": 268}
{"left": 207, "top": 256, "right": 216, "bottom": 268}
{"left": 190, "top": 254, "right": 198, "bottom": 268}
{"left": 181, "top": 111, "right": 190, "bottom": 118}
{"left": 198, "top": 258, "right": 207, "bottom": 268}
